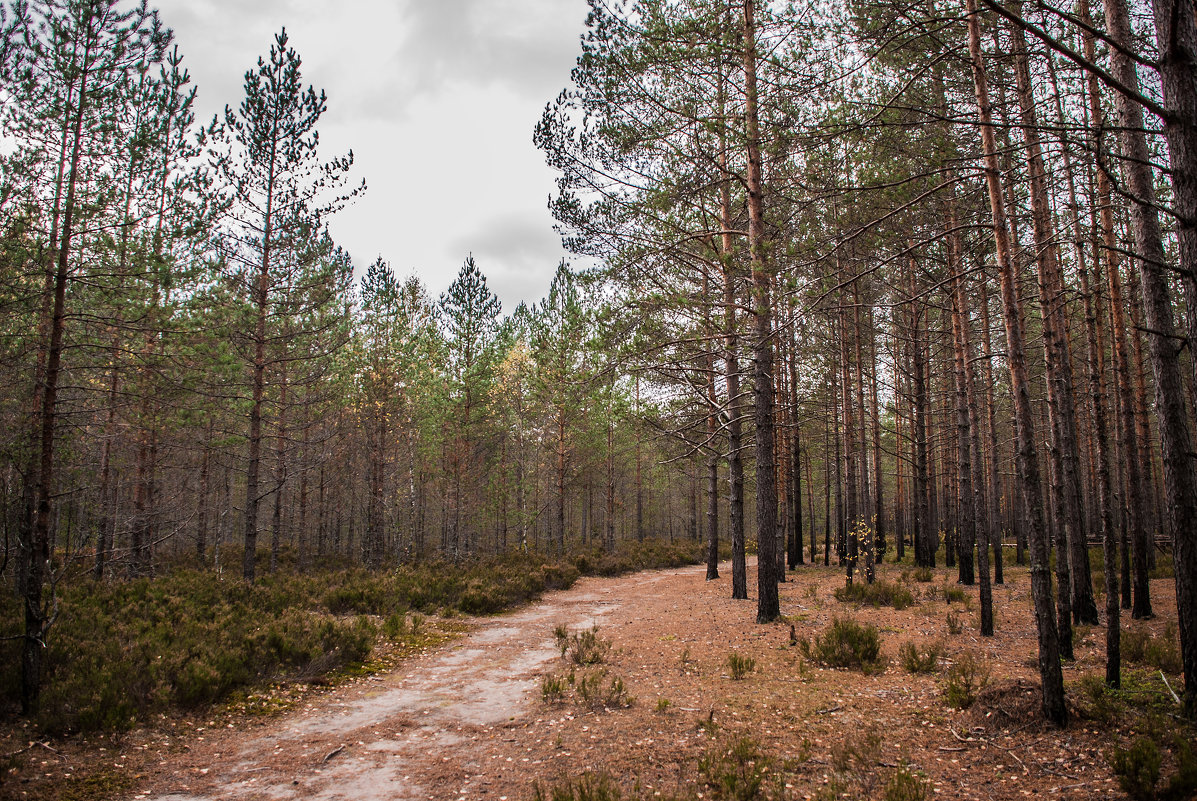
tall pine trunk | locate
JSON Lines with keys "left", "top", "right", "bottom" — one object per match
{"left": 271, "top": 374, "right": 289, "bottom": 572}
{"left": 718, "top": 60, "right": 747, "bottom": 602}
{"left": 966, "top": 0, "right": 1066, "bottom": 723}
{"left": 743, "top": 0, "right": 778, "bottom": 623}
{"left": 243, "top": 141, "right": 278, "bottom": 582}
{"left": 22, "top": 44, "right": 94, "bottom": 713}
{"left": 706, "top": 282, "right": 721, "bottom": 580}
{"left": 1147, "top": 0, "right": 1197, "bottom": 715}
{"left": 1009, "top": 14, "right": 1097, "bottom": 627}
{"left": 853, "top": 282, "right": 874, "bottom": 583}
{"left": 978, "top": 276, "right": 1003, "bottom": 582}
{"left": 908, "top": 255, "right": 932, "bottom": 568}
{"left": 1103, "top": 0, "right": 1177, "bottom": 622}
{"left": 841, "top": 300, "right": 859, "bottom": 586}
{"left": 868, "top": 309, "right": 885, "bottom": 562}
{"left": 790, "top": 319, "right": 804, "bottom": 567}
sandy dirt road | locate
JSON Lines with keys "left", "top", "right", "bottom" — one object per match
{"left": 139, "top": 562, "right": 702, "bottom": 801}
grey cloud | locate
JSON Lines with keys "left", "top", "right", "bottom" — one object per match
{"left": 448, "top": 214, "right": 568, "bottom": 307}
{"left": 159, "top": 0, "right": 338, "bottom": 122}
{"left": 162, "top": 0, "right": 587, "bottom": 127}
{"left": 348, "top": 0, "right": 585, "bottom": 120}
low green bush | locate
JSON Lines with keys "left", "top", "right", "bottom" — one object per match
{"left": 1109, "top": 735, "right": 1197, "bottom": 801}
{"left": 1112, "top": 738, "right": 1163, "bottom": 801}
{"left": 1075, "top": 674, "right": 1121, "bottom": 723}
{"left": 899, "top": 640, "right": 943, "bottom": 674}
{"left": 382, "top": 612, "right": 408, "bottom": 639}
{"left": 726, "top": 651, "right": 756, "bottom": 680}
{"left": 799, "top": 617, "right": 883, "bottom": 672}
{"left": 573, "top": 668, "right": 633, "bottom": 709}
{"left": 533, "top": 772, "right": 623, "bottom": 801}
{"left": 1122, "top": 625, "right": 1183, "bottom": 675}
{"left": 885, "top": 762, "right": 930, "bottom": 801}
{"left": 941, "top": 651, "right": 989, "bottom": 710}
{"left": 571, "top": 539, "right": 706, "bottom": 577}
{"left": 14, "top": 573, "right": 381, "bottom": 733}
{"left": 556, "top": 625, "right": 612, "bottom": 665}
{"left": 939, "top": 584, "right": 967, "bottom": 604}
{"left": 541, "top": 673, "right": 569, "bottom": 704}
{"left": 698, "top": 736, "right": 774, "bottom": 801}
{"left": 834, "top": 579, "right": 915, "bottom": 610}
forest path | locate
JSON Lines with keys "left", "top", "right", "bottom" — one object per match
{"left": 131, "top": 554, "right": 1175, "bottom": 801}
{"left": 140, "top": 560, "right": 708, "bottom": 801}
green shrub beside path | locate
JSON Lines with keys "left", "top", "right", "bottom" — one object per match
{"left": 0, "top": 540, "right": 704, "bottom": 733}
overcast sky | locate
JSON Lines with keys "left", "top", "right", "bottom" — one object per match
{"left": 154, "top": 0, "right": 589, "bottom": 311}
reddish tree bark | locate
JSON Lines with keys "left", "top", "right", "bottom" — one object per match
{"left": 966, "top": 0, "right": 1066, "bottom": 724}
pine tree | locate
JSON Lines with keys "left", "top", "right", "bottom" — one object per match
{"left": 439, "top": 255, "right": 501, "bottom": 558}
{"left": 2, "top": 0, "right": 168, "bottom": 715}
{"left": 207, "top": 27, "right": 361, "bottom": 582}
{"left": 964, "top": 0, "right": 1065, "bottom": 725}
{"left": 531, "top": 262, "right": 590, "bottom": 555}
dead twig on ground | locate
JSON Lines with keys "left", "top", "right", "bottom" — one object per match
{"left": 4, "top": 741, "right": 65, "bottom": 761}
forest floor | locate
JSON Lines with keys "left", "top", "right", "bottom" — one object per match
{"left": 2, "top": 555, "right": 1192, "bottom": 801}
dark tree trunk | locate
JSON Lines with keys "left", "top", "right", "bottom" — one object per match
{"left": 557, "top": 407, "right": 566, "bottom": 555}
{"left": 271, "top": 375, "right": 289, "bottom": 573}
{"left": 1148, "top": 0, "right": 1197, "bottom": 715}
{"left": 967, "top": 0, "right": 1066, "bottom": 724}
{"left": 1105, "top": 0, "right": 1171, "bottom": 622}
{"left": 1010, "top": 15, "right": 1097, "bottom": 627}
{"left": 978, "top": 277, "right": 1003, "bottom": 583}
{"left": 950, "top": 248, "right": 977, "bottom": 594}
{"left": 94, "top": 330, "right": 120, "bottom": 580}
{"left": 744, "top": 0, "right": 778, "bottom": 623}
{"left": 833, "top": 356, "right": 845, "bottom": 567}
{"left": 789, "top": 317, "right": 803, "bottom": 568}
{"left": 606, "top": 418, "right": 616, "bottom": 553}
{"left": 196, "top": 419, "right": 212, "bottom": 565}
{"left": 824, "top": 405, "right": 832, "bottom": 566}
{"left": 868, "top": 309, "right": 885, "bottom": 562}
{"left": 841, "top": 302, "right": 859, "bottom": 586}
{"left": 908, "top": 257, "right": 933, "bottom": 569}
{"left": 895, "top": 343, "right": 907, "bottom": 564}
{"left": 948, "top": 204, "right": 989, "bottom": 633}
{"left": 635, "top": 378, "right": 643, "bottom": 543}
{"left": 719, "top": 60, "right": 747, "bottom": 601}
{"left": 1082, "top": 248, "right": 1121, "bottom": 687}
{"left": 243, "top": 167, "right": 276, "bottom": 583}
{"left": 853, "top": 283, "right": 874, "bottom": 584}
{"left": 706, "top": 299, "right": 721, "bottom": 580}
{"left": 22, "top": 54, "right": 93, "bottom": 713}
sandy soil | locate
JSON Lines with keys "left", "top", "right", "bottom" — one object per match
{"left": 4, "top": 556, "right": 1190, "bottom": 801}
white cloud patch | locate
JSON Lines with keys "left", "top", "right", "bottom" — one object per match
{"left": 151, "top": 0, "right": 588, "bottom": 310}
{"left": 394, "top": 0, "right": 583, "bottom": 94}
{"left": 450, "top": 213, "right": 567, "bottom": 307}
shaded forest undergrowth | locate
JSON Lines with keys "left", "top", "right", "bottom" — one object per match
{"left": 0, "top": 540, "right": 708, "bottom": 736}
